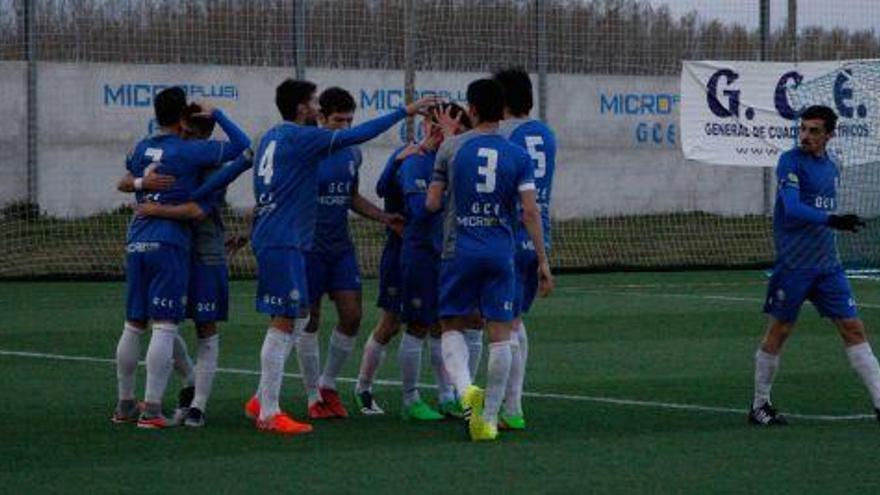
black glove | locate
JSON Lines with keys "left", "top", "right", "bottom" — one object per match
{"left": 827, "top": 214, "right": 866, "bottom": 233}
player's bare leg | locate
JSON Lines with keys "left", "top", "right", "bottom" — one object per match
{"left": 316, "top": 290, "right": 361, "bottom": 418}
{"left": 113, "top": 319, "right": 145, "bottom": 423}
{"left": 836, "top": 318, "right": 880, "bottom": 421}
{"left": 749, "top": 317, "right": 794, "bottom": 426}
{"left": 354, "top": 310, "right": 400, "bottom": 415}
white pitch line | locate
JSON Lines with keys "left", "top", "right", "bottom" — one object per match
{"left": 562, "top": 287, "right": 880, "bottom": 309}
{"left": 0, "top": 349, "right": 873, "bottom": 422}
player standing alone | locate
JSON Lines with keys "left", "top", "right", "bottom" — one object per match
{"left": 427, "top": 79, "right": 553, "bottom": 441}
{"left": 751, "top": 104, "right": 880, "bottom": 425}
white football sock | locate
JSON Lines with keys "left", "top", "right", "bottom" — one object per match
{"left": 296, "top": 330, "right": 321, "bottom": 405}
{"left": 356, "top": 335, "right": 386, "bottom": 394}
{"left": 144, "top": 322, "right": 178, "bottom": 406}
{"left": 464, "top": 328, "right": 484, "bottom": 380}
{"left": 399, "top": 332, "right": 424, "bottom": 406}
{"left": 429, "top": 336, "right": 455, "bottom": 403}
{"left": 172, "top": 332, "right": 195, "bottom": 388}
{"left": 484, "top": 341, "right": 513, "bottom": 425}
{"left": 258, "top": 327, "right": 293, "bottom": 421}
{"left": 441, "top": 331, "right": 472, "bottom": 396}
{"left": 845, "top": 342, "right": 880, "bottom": 409}
{"left": 319, "top": 328, "right": 356, "bottom": 391}
{"left": 115, "top": 323, "right": 143, "bottom": 401}
{"left": 504, "top": 322, "right": 528, "bottom": 416}
{"left": 191, "top": 334, "right": 219, "bottom": 412}
{"left": 753, "top": 348, "right": 780, "bottom": 409}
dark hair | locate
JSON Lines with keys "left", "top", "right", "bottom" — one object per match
{"left": 319, "top": 87, "right": 356, "bottom": 117}
{"left": 466, "top": 79, "right": 505, "bottom": 123}
{"left": 181, "top": 103, "right": 216, "bottom": 138}
{"left": 276, "top": 79, "right": 317, "bottom": 121}
{"left": 154, "top": 86, "right": 187, "bottom": 126}
{"left": 492, "top": 67, "right": 533, "bottom": 116}
{"left": 801, "top": 105, "right": 838, "bottom": 133}
{"left": 428, "top": 102, "right": 472, "bottom": 129}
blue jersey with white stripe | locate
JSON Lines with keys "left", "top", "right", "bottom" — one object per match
{"left": 126, "top": 132, "right": 232, "bottom": 249}
{"left": 773, "top": 148, "right": 840, "bottom": 271}
{"left": 499, "top": 118, "right": 556, "bottom": 251}
{"left": 311, "top": 146, "right": 362, "bottom": 256}
{"left": 432, "top": 129, "right": 535, "bottom": 260}
{"left": 250, "top": 109, "right": 405, "bottom": 251}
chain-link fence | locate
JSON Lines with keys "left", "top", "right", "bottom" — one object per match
{"left": 2, "top": 0, "right": 880, "bottom": 279}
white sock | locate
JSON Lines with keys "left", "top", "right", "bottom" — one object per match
{"left": 484, "top": 341, "right": 513, "bottom": 425}
{"left": 191, "top": 334, "right": 219, "bottom": 412}
{"left": 504, "top": 323, "right": 528, "bottom": 416}
{"left": 296, "top": 330, "right": 321, "bottom": 405}
{"left": 258, "top": 327, "right": 293, "bottom": 421}
{"left": 845, "top": 342, "right": 880, "bottom": 409}
{"left": 144, "top": 323, "right": 179, "bottom": 406}
{"left": 356, "top": 335, "right": 386, "bottom": 393}
{"left": 464, "top": 328, "right": 484, "bottom": 380}
{"left": 441, "top": 331, "right": 472, "bottom": 396}
{"left": 319, "top": 329, "right": 356, "bottom": 391}
{"left": 172, "top": 333, "right": 195, "bottom": 388}
{"left": 429, "top": 336, "right": 455, "bottom": 403}
{"left": 399, "top": 332, "right": 424, "bottom": 406}
{"left": 116, "top": 323, "right": 143, "bottom": 401}
{"left": 753, "top": 349, "right": 780, "bottom": 409}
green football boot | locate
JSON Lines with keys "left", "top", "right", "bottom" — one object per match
{"left": 439, "top": 399, "right": 465, "bottom": 419}
{"left": 499, "top": 413, "right": 526, "bottom": 431}
{"left": 401, "top": 399, "right": 444, "bottom": 421}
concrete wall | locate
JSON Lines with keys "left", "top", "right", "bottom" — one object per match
{"left": 0, "top": 62, "right": 767, "bottom": 219}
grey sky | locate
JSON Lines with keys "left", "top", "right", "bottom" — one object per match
{"left": 648, "top": 0, "right": 878, "bottom": 32}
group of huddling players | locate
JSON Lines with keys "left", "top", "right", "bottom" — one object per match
{"left": 114, "top": 65, "right": 880, "bottom": 441}
{"left": 114, "top": 68, "right": 555, "bottom": 441}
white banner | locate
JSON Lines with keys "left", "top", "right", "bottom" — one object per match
{"left": 680, "top": 60, "right": 871, "bottom": 167}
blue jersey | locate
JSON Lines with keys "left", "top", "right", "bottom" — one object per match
{"left": 773, "top": 148, "right": 840, "bottom": 271}
{"left": 250, "top": 109, "right": 406, "bottom": 251}
{"left": 311, "top": 146, "right": 362, "bottom": 255}
{"left": 377, "top": 145, "right": 408, "bottom": 242}
{"left": 126, "top": 132, "right": 235, "bottom": 249}
{"left": 432, "top": 129, "right": 536, "bottom": 260}
{"left": 499, "top": 118, "right": 557, "bottom": 251}
{"left": 398, "top": 150, "right": 443, "bottom": 253}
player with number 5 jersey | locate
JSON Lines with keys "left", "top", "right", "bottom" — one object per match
{"left": 494, "top": 67, "right": 557, "bottom": 431}
{"left": 427, "top": 79, "right": 554, "bottom": 442}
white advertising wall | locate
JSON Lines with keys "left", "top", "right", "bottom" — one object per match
{"left": 1, "top": 62, "right": 766, "bottom": 218}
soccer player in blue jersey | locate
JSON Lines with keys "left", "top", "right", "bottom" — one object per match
{"left": 114, "top": 87, "right": 249, "bottom": 429}
{"left": 395, "top": 103, "right": 472, "bottom": 421}
{"left": 493, "top": 67, "right": 557, "bottom": 431}
{"left": 427, "top": 79, "right": 554, "bottom": 441}
{"left": 297, "top": 87, "right": 404, "bottom": 420}
{"left": 130, "top": 104, "right": 252, "bottom": 427}
{"left": 352, "top": 143, "right": 410, "bottom": 415}
{"left": 238, "top": 79, "right": 437, "bottom": 435}
{"left": 750, "top": 105, "right": 880, "bottom": 426}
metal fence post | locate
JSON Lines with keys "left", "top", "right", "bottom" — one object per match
{"left": 404, "top": 0, "right": 416, "bottom": 143}
{"left": 536, "top": 0, "right": 548, "bottom": 122}
{"left": 760, "top": 0, "right": 772, "bottom": 216}
{"left": 295, "top": 0, "right": 307, "bottom": 80}
{"left": 25, "top": 0, "right": 38, "bottom": 207}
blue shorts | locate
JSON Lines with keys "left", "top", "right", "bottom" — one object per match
{"left": 514, "top": 247, "right": 539, "bottom": 317}
{"left": 125, "top": 242, "right": 189, "bottom": 323}
{"left": 401, "top": 244, "right": 440, "bottom": 326}
{"left": 439, "top": 255, "right": 516, "bottom": 322}
{"left": 763, "top": 266, "right": 858, "bottom": 323}
{"left": 305, "top": 249, "right": 362, "bottom": 304}
{"left": 255, "top": 247, "right": 309, "bottom": 318}
{"left": 377, "top": 239, "right": 403, "bottom": 314}
{"left": 187, "top": 262, "right": 229, "bottom": 324}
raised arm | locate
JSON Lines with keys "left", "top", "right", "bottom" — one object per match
{"left": 190, "top": 150, "right": 254, "bottom": 201}
{"left": 211, "top": 109, "right": 251, "bottom": 162}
